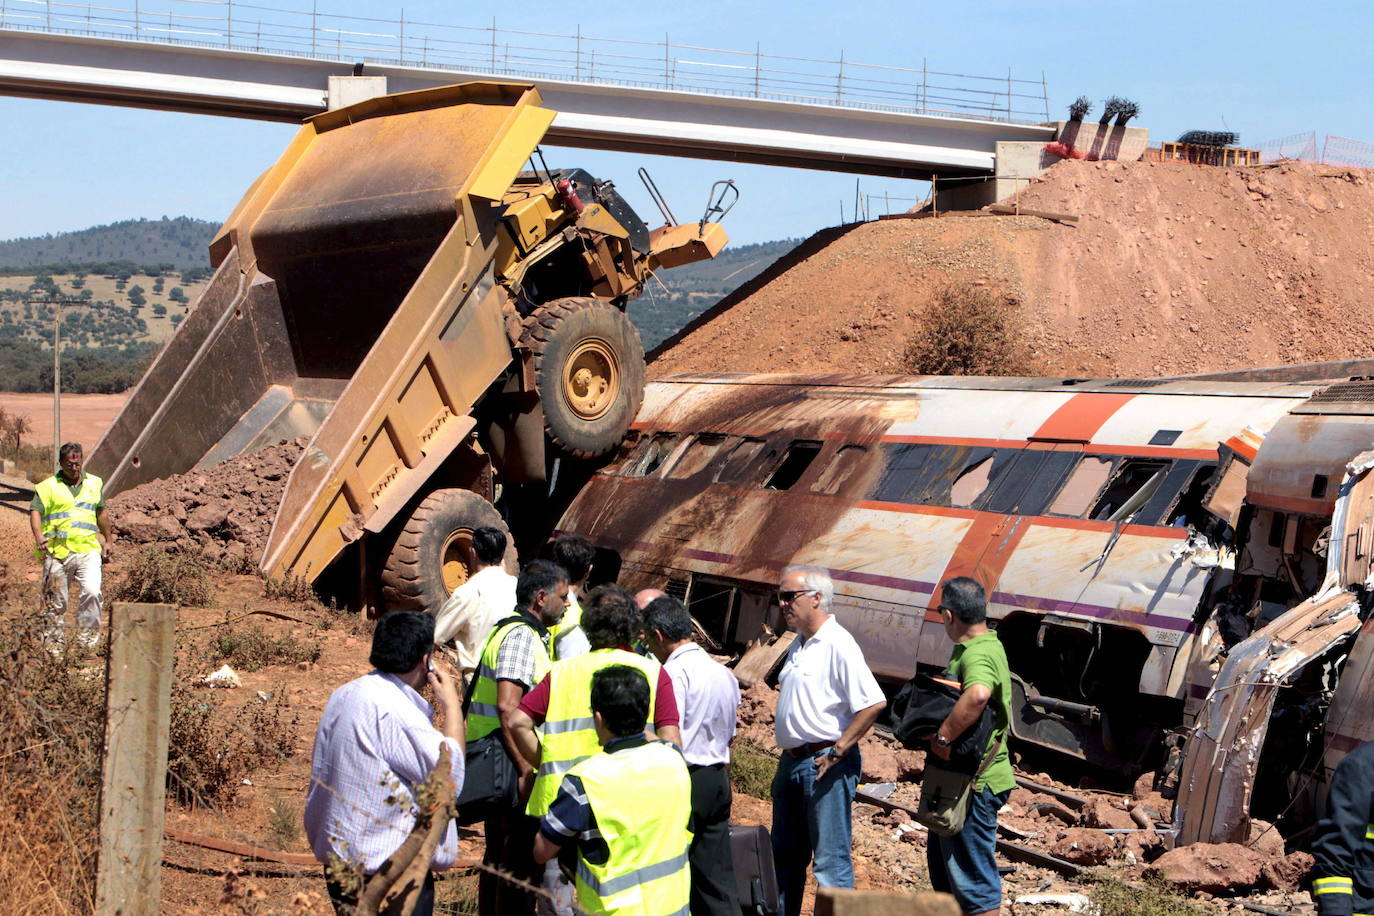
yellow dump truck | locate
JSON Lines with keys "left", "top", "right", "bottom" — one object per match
{"left": 89, "top": 81, "right": 730, "bottom": 612}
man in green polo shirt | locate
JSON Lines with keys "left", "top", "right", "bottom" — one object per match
{"left": 928, "top": 576, "right": 1014, "bottom": 916}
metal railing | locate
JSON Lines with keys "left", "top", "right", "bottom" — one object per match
{"left": 0, "top": 0, "right": 1052, "bottom": 123}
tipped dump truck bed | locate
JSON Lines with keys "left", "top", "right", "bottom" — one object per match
{"left": 91, "top": 81, "right": 729, "bottom": 606}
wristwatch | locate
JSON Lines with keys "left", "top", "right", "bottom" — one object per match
{"left": 934, "top": 733, "right": 952, "bottom": 748}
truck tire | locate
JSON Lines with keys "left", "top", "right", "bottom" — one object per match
{"left": 379, "top": 488, "right": 514, "bottom": 613}
{"left": 526, "top": 297, "right": 645, "bottom": 459}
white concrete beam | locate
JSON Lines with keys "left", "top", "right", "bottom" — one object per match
{"left": 0, "top": 28, "right": 1054, "bottom": 177}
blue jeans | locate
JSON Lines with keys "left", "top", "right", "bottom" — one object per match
{"left": 927, "top": 785, "right": 1010, "bottom": 915}
{"left": 771, "top": 748, "right": 862, "bottom": 916}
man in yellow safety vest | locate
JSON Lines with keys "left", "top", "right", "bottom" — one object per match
{"left": 534, "top": 664, "right": 692, "bottom": 916}
{"left": 466, "top": 559, "right": 569, "bottom": 916}
{"left": 29, "top": 442, "right": 113, "bottom": 647}
{"left": 508, "top": 585, "right": 682, "bottom": 915}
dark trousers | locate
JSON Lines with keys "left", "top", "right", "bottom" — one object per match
{"left": 326, "top": 872, "right": 435, "bottom": 916}
{"left": 689, "top": 762, "right": 740, "bottom": 916}
{"left": 480, "top": 806, "right": 542, "bottom": 916}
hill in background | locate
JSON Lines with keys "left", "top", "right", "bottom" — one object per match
{"left": 629, "top": 238, "right": 799, "bottom": 350}
{"left": 0, "top": 217, "right": 218, "bottom": 271}
{"left": 0, "top": 216, "right": 801, "bottom": 390}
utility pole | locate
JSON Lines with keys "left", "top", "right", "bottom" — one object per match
{"left": 38, "top": 297, "right": 81, "bottom": 462}
{"left": 53, "top": 298, "right": 60, "bottom": 460}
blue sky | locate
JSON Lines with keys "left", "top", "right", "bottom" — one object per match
{"left": 2, "top": 0, "right": 1371, "bottom": 247}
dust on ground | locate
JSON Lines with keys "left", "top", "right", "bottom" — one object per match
{"left": 653, "top": 159, "right": 1374, "bottom": 379}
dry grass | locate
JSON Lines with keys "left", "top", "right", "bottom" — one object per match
{"left": 900, "top": 284, "right": 1037, "bottom": 377}
{"left": 168, "top": 676, "right": 301, "bottom": 808}
{"left": 111, "top": 546, "right": 213, "bottom": 606}
{"left": 731, "top": 739, "right": 778, "bottom": 800}
{"left": 208, "top": 622, "right": 322, "bottom": 672}
{"left": 0, "top": 618, "right": 106, "bottom": 913}
{"left": 1089, "top": 878, "right": 1207, "bottom": 916}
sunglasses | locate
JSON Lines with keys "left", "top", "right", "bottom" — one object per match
{"left": 778, "top": 588, "right": 818, "bottom": 604}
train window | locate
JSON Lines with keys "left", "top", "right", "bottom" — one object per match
{"left": 1158, "top": 463, "right": 1216, "bottom": 528}
{"left": 665, "top": 433, "right": 728, "bottom": 479}
{"left": 982, "top": 449, "right": 1079, "bottom": 515}
{"left": 716, "top": 437, "right": 767, "bottom": 483}
{"left": 1090, "top": 458, "right": 1170, "bottom": 522}
{"left": 950, "top": 456, "right": 995, "bottom": 507}
{"left": 765, "top": 441, "right": 823, "bottom": 490}
{"left": 873, "top": 442, "right": 941, "bottom": 503}
{"left": 1047, "top": 456, "right": 1115, "bottom": 517}
{"left": 628, "top": 433, "right": 680, "bottom": 478}
{"left": 812, "top": 445, "right": 869, "bottom": 495}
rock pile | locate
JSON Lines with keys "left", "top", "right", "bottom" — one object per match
{"left": 107, "top": 438, "right": 306, "bottom": 565}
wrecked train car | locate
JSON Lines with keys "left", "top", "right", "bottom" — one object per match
{"left": 555, "top": 370, "right": 1374, "bottom": 843}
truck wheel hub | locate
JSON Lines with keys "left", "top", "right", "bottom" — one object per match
{"left": 564, "top": 339, "right": 619, "bottom": 421}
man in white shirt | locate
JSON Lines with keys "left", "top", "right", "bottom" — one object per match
{"left": 771, "top": 564, "right": 886, "bottom": 916}
{"left": 547, "top": 534, "right": 594, "bottom": 660}
{"left": 304, "top": 610, "right": 465, "bottom": 916}
{"left": 644, "top": 594, "right": 742, "bottom": 916}
{"left": 433, "top": 526, "right": 516, "bottom": 678}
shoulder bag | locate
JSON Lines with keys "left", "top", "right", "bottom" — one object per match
{"left": 915, "top": 733, "right": 1004, "bottom": 837}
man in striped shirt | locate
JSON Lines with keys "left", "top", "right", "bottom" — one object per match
{"left": 304, "top": 610, "right": 465, "bottom": 916}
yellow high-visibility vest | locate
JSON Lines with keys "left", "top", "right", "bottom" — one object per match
{"left": 467, "top": 615, "right": 551, "bottom": 743}
{"left": 570, "top": 739, "right": 692, "bottom": 916}
{"left": 34, "top": 473, "right": 103, "bottom": 559}
{"left": 527, "top": 648, "right": 660, "bottom": 816}
{"left": 549, "top": 595, "right": 584, "bottom": 661}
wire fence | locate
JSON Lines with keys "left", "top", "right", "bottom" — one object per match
{"left": 0, "top": 0, "right": 1051, "bottom": 122}
{"left": 1257, "top": 131, "right": 1374, "bottom": 168}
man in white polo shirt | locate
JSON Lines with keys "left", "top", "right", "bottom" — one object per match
{"left": 644, "top": 593, "right": 742, "bottom": 916}
{"left": 771, "top": 564, "right": 886, "bottom": 916}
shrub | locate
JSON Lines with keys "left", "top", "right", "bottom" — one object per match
{"left": 730, "top": 739, "right": 777, "bottom": 800}
{"left": 112, "top": 547, "right": 212, "bottom": 606}
{"left": 209, "top": 622, "right": 322, "bottom": 672}
{"left": 266, "top": 792, "right": 301, "bottom": 850}
{"left": 263, "top": 572, "right": 316, "bottom": 604}
{"left": 1090, "top": 878, "right": 1205, "bottom": 916}
{"left": 900, "top": 284, "right": 1036, "bottom": 377}
{"left": 168, "top": 678, "right": 299, "bottom": 808}
{"left": 0, "top": 618, "right": 106, "bottom": 910}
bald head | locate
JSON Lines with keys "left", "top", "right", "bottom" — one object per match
{"left": 634, "top": 588, "right": 666, "bottom": 611}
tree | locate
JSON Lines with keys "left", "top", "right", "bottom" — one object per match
{"left": 152, "top": 303, "right": 167, "bottom": 317}
{"left": 127, "top": 284, "right": 146, "bottom": 307}
{"left": 168, "top": 287, "right": 187, "bottom": 304}
{"left": 153, "top": 276, "right": 165, "bottom": 294}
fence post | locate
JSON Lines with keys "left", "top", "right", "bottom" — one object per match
{"left": 1006, "top": 67, "right": 1012, "bottom": 119}
{"left": 754, "top": 41, "right": 760, "bottom": 97}
{"left": 836, "top": 50, "right": 845, "bottom": 102}
{"left": 575, "top": 26, "right": 581, "bottom": 80}
{"left": 921, "top": 57, "right": 928, "bottom": 113}
{"left": 225, "top": 0, "right": 232, "bottom": 47}
{"left": 490, "top": 17, "right": 496, "bottom": 71}
{"left": 398, "top": 8, "right": 404, "bottom": 60}
{"left": 311, "top": 0, "right": 317, "bottom": 56}
{"left": 95, "top": 603, "right": 176, "bottom": 916}
{"left": 664, "top": 32, "right": 670, "bottom": 88}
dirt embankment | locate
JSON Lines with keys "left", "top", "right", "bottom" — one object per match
{"left": 652, "top": 160, "right": 1374, "bottom": 378}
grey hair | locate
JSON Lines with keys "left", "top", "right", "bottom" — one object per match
{"left": 59, "top": 442, "right": 83, "bottom": 459}
{"left": 781, "top": 564, "right": 834, "bottom": 613}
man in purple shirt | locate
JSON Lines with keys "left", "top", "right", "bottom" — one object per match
{"left": 644, "top": 594, "right": 742, "bottom": 916}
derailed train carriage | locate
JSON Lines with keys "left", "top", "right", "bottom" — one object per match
{"left": 553, "top": 365, "right": 1374, "bottom": 845}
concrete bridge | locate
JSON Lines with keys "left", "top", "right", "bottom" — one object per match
{"left": 0, "top": 9, "right": 1061, "bottom": 181}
